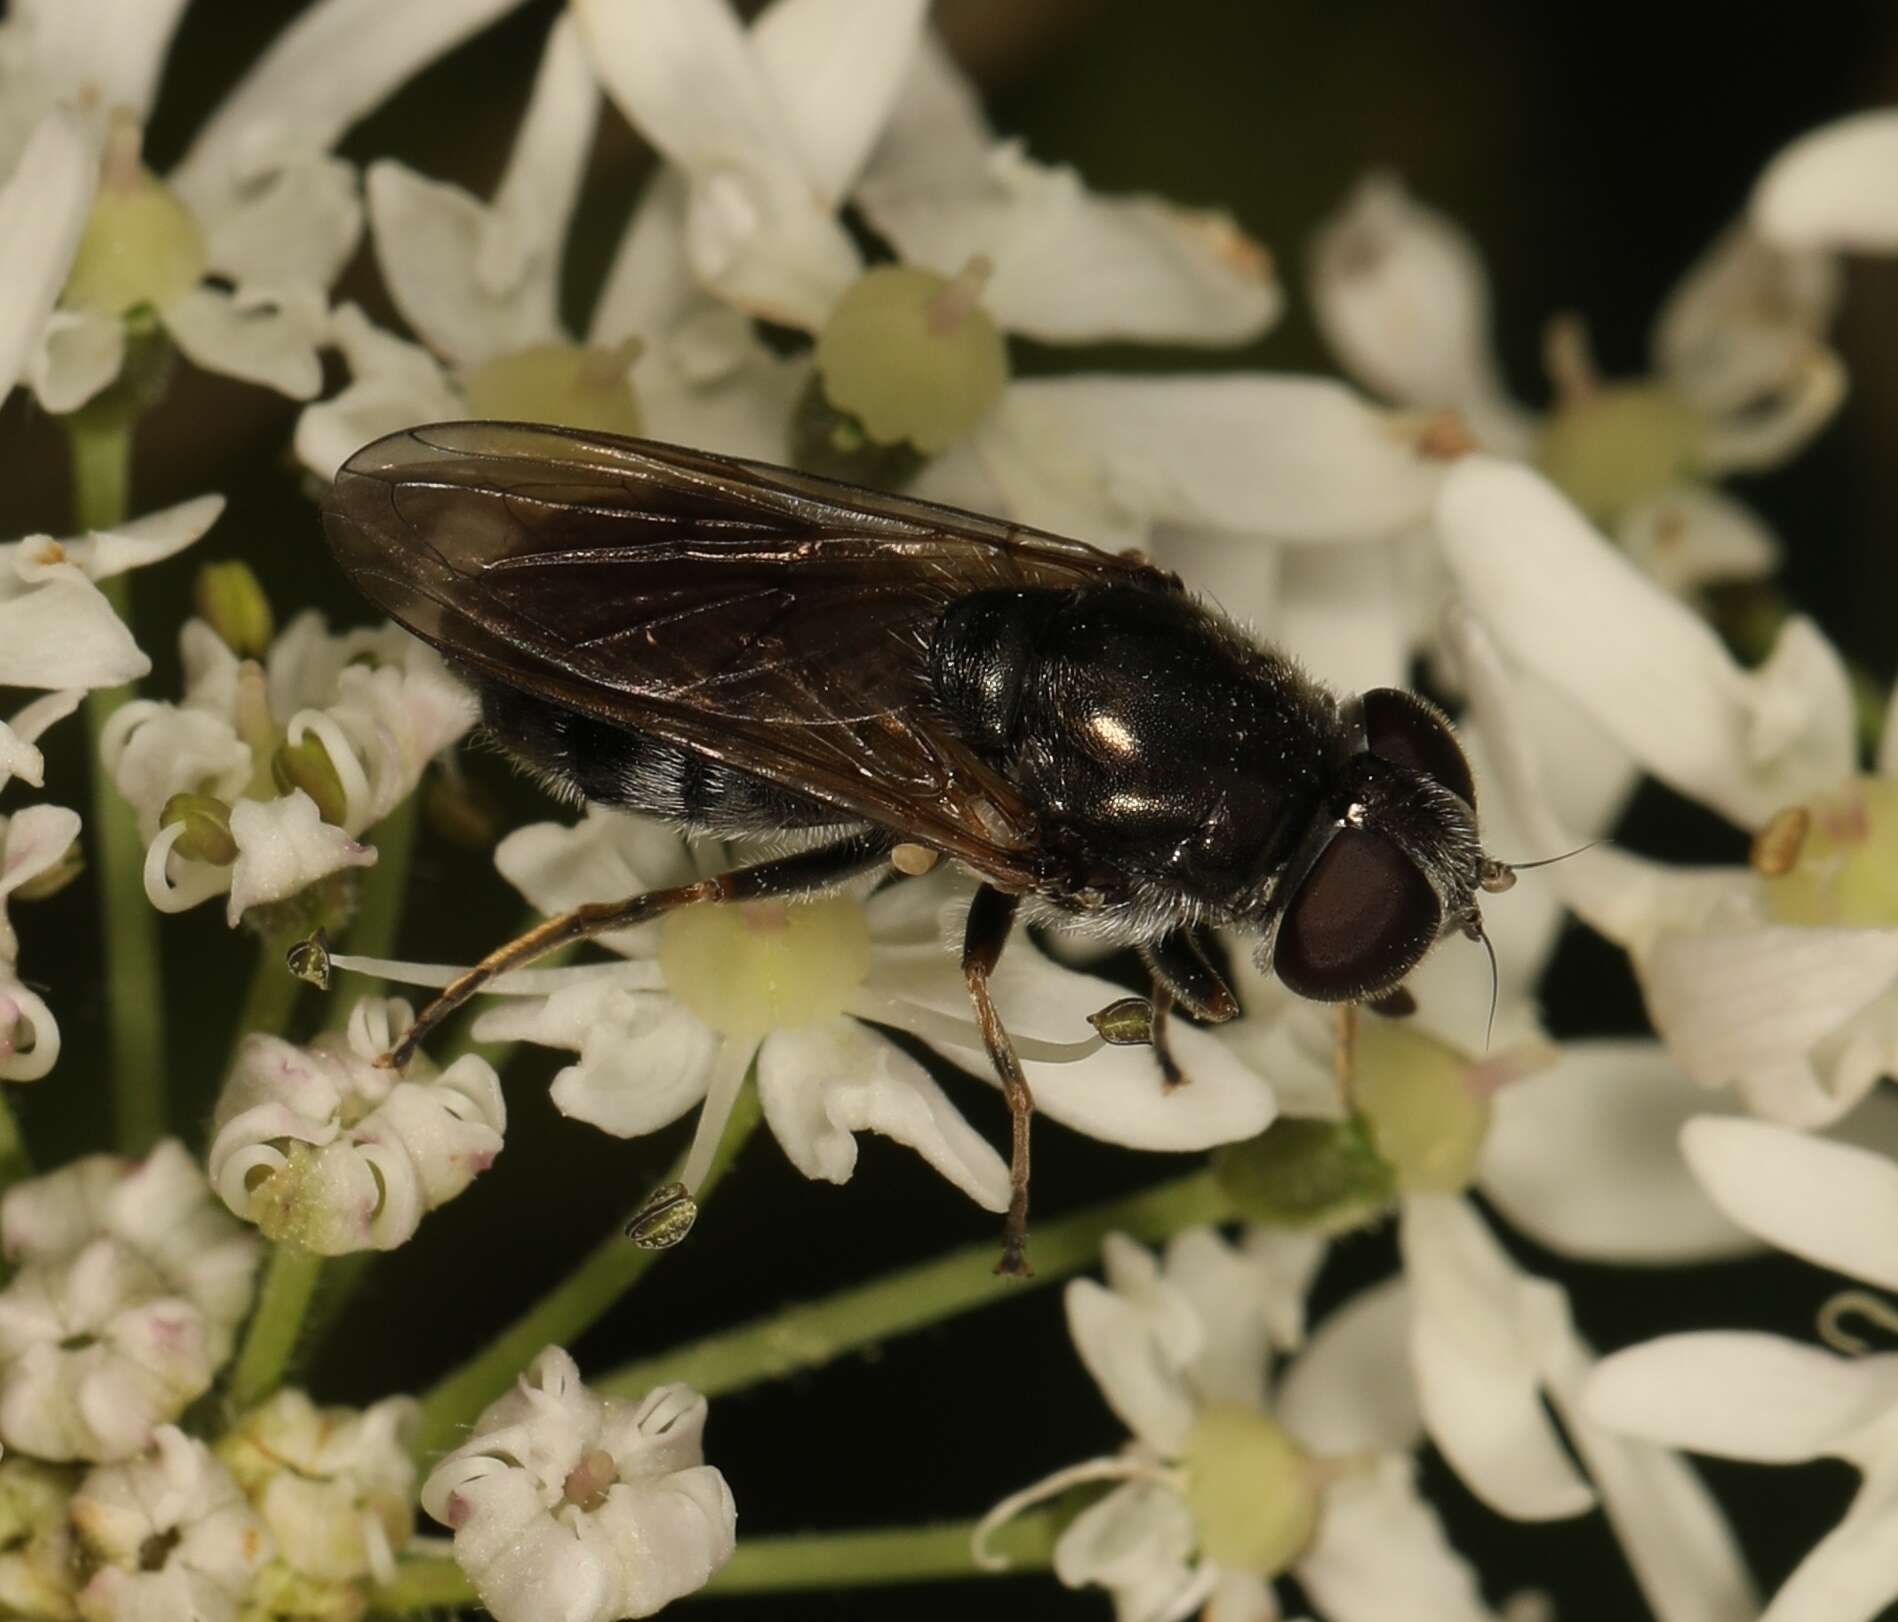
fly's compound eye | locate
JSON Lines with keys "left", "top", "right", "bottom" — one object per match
{"left": 1361, "top": 689, "right": 1475, "bottom": 806}
{"left": 1273, "top": 828, "right": 1442, "bottom": 1001}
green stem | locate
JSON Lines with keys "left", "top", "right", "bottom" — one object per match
{"left": 70, "top": 418, "right": 167, "bottom": 1155}
{"left": 226, "top": 1241, "right": 324, "bottom": 1412}
{"left": 411, "top": 1085, "right": 764, "bottom": 1461}
{"left": 371, "top": 1515, "right": 1057, "bottom": 1613}
{"left": 326, "top": 794, "right": 419, "bottom": 1027}
{"left": 600, "top": 1167, "right": 1231, "bottom": 1402}
{"left": 708, "top": 1514, "right": 1058, "bottom": 1594}
{"left": 373, "top": 1557, "right": 473, "bottom": 1612}
{"left": 233, "top": 930, "right": 307, "bottom": 1053}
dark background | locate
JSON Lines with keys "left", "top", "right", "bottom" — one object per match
{"left": 3, "top": 2, "right": 1897, "bottom": 1616}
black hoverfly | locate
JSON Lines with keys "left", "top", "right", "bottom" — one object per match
{"left": 321, "top": 421, "right": 1514, "bottom": 1273}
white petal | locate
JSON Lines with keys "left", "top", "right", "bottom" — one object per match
{"left": 1682, "top": 1116, "right": 1898, "bottom": 1289}
{"left": 755, "top": 1019, "right": 1010, "bottom": 1211}
{"left": 589, "top": 173, "right": 703, "bottom": 348}
{"left": 224, "top": 791, "right": 375, "bottom": 927}
{"left": 485, "top": 14, "right": 598, "bottom": 313}
{"left": 1278, "top": 1278, "right": 1422, "bottom": 1458}
{"left": 492, "top": 809, "right": 698, "bottom": 945}
{"left": 1585, "top": 1332, "right": 1898, "bottom": 1464}
{"left": 983, "top": 375, "right": 1447, "bottom": 547}
{"left": 1752, "top": 111, "right": 1898, "bottom": 252}
{"left": 173, "top": 0, "right": 531, "bottom": 217}
{"left": 1761, "top": 1468, "right": 1898, "bottom": 1622}
{"left": 10, "top": 0, "right": 192, "bottom": 122}
{"left": 199, "top": 154, "right": 361, "bottom": 294}
{"left": 1481, "top": 1040, "right": 1756, "bottom": 1265}
{"left": 1308, "top": 172, "right": 1531, "bottom": 454}
{"left": 1051, "top": 1478, "right": 1204, "bottom": 1622}
{"left": 26, "top": 306, "right": 125, "bottom": 415}
{"left": 637, "top": 343, "right": 807, "bottom": 463}
{"left": 1273, "top": 540, "right": 1414, "bottom": 695}
{"left": 573, "top": 0, "right": 860, "bottom": 329}
{"left": 858, "top": 142, "right": 1278, "bottom": 346}
{"left": 1645, "top": 926, "right": 1898, "bottom": 1125}
{"left": 1064, "top": 1275, "right": 1196, "bottom": 1457}
{"left": 1401, "top": 1197, "right": 1595, "bottom": 1520}
{"left": 366, "top": 162, "right": 554, "bottom": 368}
{"left": 0, "top": 689, "right": 81, "bottom": 792}
{"left": 1536, "top": 1338, "right": 1759, "bottom": 1622}
{"left": 1652, "top": 221, "right": 1838, "bottom": 415}
{"left": 0, "top": 554, "right": 146, "bottom": 689}
{"left": 1297, "top": 1456, "right": 1502, "bottom": 1622}
{"left": 750, "top": 0, "right": 928, "bottom": 202}
{"left": 0, "top": 111, "right": 94, "bottom": 405}
{"left": 1615, "top": 485, "right": 1780, "bottom": 596}
{"left": 0, "top": 804, "right": 82, "bottom": 914}
{"left": 165, "top": 286, "right": 325, "bottom": 400}
{"left": 67, "top": 494, "right": 224, "bottom": 582}
{"left": 1436, "top": 457, "right": 1854, "bottom": 829}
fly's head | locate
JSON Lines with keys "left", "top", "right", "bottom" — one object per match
{"left": 1257, "top": 688, "right": 1510, "bottom": 1003}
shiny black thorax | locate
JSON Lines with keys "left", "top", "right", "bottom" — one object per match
{"left": 930, "top": 584, "right": 1345, "bottom": 927}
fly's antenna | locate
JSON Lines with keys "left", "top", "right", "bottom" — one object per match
{"left": 1479, "top": 924, "right": 1500, "bottom": 1051}
{"left": 1486, "top": 839, "right": 1603, "bottom": 886}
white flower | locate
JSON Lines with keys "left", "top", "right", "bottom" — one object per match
{"left": 0, "top": 0, "right": 533, "bottom": 412}
{"left": 0, "top": 1457, "right": 81, "bottom": 1618}
{"left": 421, "top": 1347, "right": 734, "bottom": 1622}
{"left": 0, "top": 799, "right": 81, "bottom": 1083}
{"left": 0, "top": 496, "right": 222, "bottom": 695}
{"left": 449, "top": 808, "right": 1273, "bottom": 1217}
{"left": 104, "top": 610, "right": 475, "bottom": 927}
{"left": 295, "top": 12, "right": 804, "bottom": 482}
{"left": 1312, "top": 172, "right": 1839, "bottom": 579}
{"left": 1440, "top": 491, "right": 1898, "bottom": 1128}
{"left": 219, "top": 1388, "right": 418, "bottom": 1587}
{"left": 980, "top": 1229, "right": 1501, "bottom": 1622}
{"left": 0, "top": 1142, "right": 259, "bottom": 1462}
{"left": 71, "top": 1426, "right": 271, "bottom": 1622}
{"left": 1587, "top": 1117, "right": 1898, "bottom": 1622}
{"left": 208, "top": 997, "right": 504, "bottom": 1254}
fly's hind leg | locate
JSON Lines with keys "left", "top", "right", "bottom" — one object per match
{"left": 378, "top": 829, "right": 895, "bottom": 1068}
{"left": 961, "top": 884, "right": 1034, "bottom": 1277}
{"left": 1137, "top": 929, "right": 1239, "bottom": 1090}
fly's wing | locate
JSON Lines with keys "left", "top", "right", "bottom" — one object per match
{"left": 322, "top": 422, "right": 1179, "bottom": 883}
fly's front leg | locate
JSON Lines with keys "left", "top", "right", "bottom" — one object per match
{"left": 961, "top": 884, "right": 1033, "bottom": 1276}
{"left": 378, "top": 830, "right": 894, "bottom": 1067}
{"left": 1137, "top": 930, "right": 1239, "bottom": 1090}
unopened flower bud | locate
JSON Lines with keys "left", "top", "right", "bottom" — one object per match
{"left": 160, "top": 793, "right": 238, "bottom": 866}
{"left": 1213, "top": 1116, "right": 1395, "bottom": 1233}
{"left": 62, "top": 115, "right": 206, "bottom": 317}
{"left": 813, "top": 261, "right": 1008, "bottom": 456}
{"left": 194, "top": 561, "right": 274, "bottom": 657}
{"left": 272, "top": 735, "right": 349, "bottom": 826}
{"left": 462, "top": 341, "right": 643, "bottom": 437}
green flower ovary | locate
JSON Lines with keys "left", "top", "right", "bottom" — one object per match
{"left": 1182, "top": 1403, "right": 1320, "bottom": 1578}
{"left": 461, "top": 342, "right": 643, "bottom": 438}
{"left": 1536, "top": 383, "right": 1705, "bottom": 524}
{"left": 659, "top": 897, "right": 872, "bottom": 1041}
{"left": 1765, "top": 778, "right": 1898, "bottom": 928}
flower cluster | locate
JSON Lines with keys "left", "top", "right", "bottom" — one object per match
{"left": 0, "top": 0, "right": 1895, "bottom": 1617}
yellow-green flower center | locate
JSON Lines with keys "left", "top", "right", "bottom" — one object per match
{"left": 1353, "top": 1020, "right": 1492, "bottom": 1196}
{"left": 658, "top": 897, "right": 872, "bottom": 1041}
{"left": 461, "top": 341, "right": 643, "bottom": 437}
{"left": 63, "top": 119, "right": 205, "bottom": 318}
{"left": 1536, "top": 383, "right": 1704, "bottom": 524}
{"left": 813, "top": 262, "right": 1009, "bottom": 455}
{"left": 1763, "top": 778, "right": 1898, "bottom": 928}
{"left": 1182, "top": 1403, "right": 1320, "bottom": 1577}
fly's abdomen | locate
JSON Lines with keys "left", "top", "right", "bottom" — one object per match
{"left": 477, "top": 682, "right": 841, "bottom": 834}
